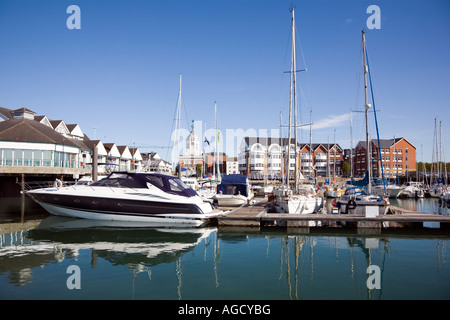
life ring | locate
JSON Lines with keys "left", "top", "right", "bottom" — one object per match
{"left": 347, "top": 199, "right": 357, "bottom": 210}
{"left": 54, "top": 179, "right": 63, "bottom": 188}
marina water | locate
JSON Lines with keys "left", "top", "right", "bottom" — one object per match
{"left": 1, "top": 198, "right": 449, "bottom": 300}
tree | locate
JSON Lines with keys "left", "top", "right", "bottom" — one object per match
{"left": 196, "top": 163, "right": 202, "bottom": 177}
{"left": 342, "top": 161, "right": 351, "bottom": 177}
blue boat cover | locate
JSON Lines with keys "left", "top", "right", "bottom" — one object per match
{"left": 217, "top": 174, "right": 249, "bottom": 197}
{"left": 347, "top": 171, "right": 369, "bottom": 187}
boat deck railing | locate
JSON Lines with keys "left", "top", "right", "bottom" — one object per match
{"left": 19, "top": 180, "right": 76, "bottom": 191}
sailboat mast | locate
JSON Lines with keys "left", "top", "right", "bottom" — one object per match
{"left": 292, "top": 7, "right": 299, "bottom": 190}
{"left": 350, "top": 109, "right": 354, "bottom": 181}
{"left": 287, "top": 7, "right": 295, "bottom": 189}
{"left": 309, "top": 110, "right": 312, "bottom": 179}
{"left": 362, "top": 30, "right": 372, "bottom": 194}
{"left": 215, "top": 101, "right": 220, "bottom": 180}
{"left": 333, "top": 129, "right": 336, "bottom": 184}
{"left": 177, "top": 74, "right": 182, "bottom": 178}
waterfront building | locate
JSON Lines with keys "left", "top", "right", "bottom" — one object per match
{"left": 66, "top": 124, "right": 85, "bottom": 140}
{"left": 0, "top": 106, "right": 143, "bottom": 180}
{"left": 204, "top": 152, "right": 226, "bottom": 177}
{"left": 129, "top": 147, "right": 143, "bottom": 172}
{"left": 82, "top": 140, "right": 107, "bottom": 172}
{"left": 117, "top": 145, "right": 133, "bottom": 171}
{"left": 226, "top": 156, "right": 239, "bottom": 175}
{"left": 238, "top": 137, "right": 343, "bottom": 180}
{"left": 141, "top": 152, "right": 172, "bottom": 174}
{"left": 0, "top": 107, "right": 90, "bottom": 176}
{"left": 354, "top": 137, "right": 416, "bottom": 178}
{"left": 179, "top": 125, "right": 203, "bottom": 176}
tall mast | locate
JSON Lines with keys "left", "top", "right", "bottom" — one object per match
{"left": 309, "top": 110, "right": 312, "bottom": 179}
{"left": 350, "top": 109, "right": 354, "bottom": 181}
{"left": 287, "top": 7, "right": 294, "bottom": 189}
{"left": 215, "top": 101, "right": 220, "bottom": 180}
{"left": 362, "top": 30, "right": 372, "bottom": 194}
{"left": 333, "top": 129, "right": 336, "bottom": 184}
{"left": 292, "top": 6, "right": 299, "bottom": 190}
{"left": 177, "top": 74, "right": 182, "bottom": 177}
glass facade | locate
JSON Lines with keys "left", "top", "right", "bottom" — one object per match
{"left": 0, "top": 148, "right": 78, "bottom": 168}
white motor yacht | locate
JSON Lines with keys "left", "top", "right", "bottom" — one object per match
{"left": 214, "top": 174, "right": 254, "bottom": 207}
{"left": 372, "top": 182, "right": 402, "bottom": 198}
{"left": 25, "top": 172, "right": 223, "bottom": 226}
{"left": 398, "top": 181, "right": 424, "bottom": 198}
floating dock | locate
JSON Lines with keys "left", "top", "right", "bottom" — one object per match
{"left": 217, "top": 199, "right": 450, "bottom": 231}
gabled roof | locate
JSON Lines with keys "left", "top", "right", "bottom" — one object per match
{"left": 34, "top": 115, "right": 53, "bottom": 128}
{"left": 117, "top": 145, "right": 132, "bottom": 159}
{"left": 355, "top": 137, "right": 415, "bottom": 150}
{"left": 0, "top": 107, "right": 13, "bottom": 120}
{"left": 0, "top": 118, "right": 79, "bottom": 147}
{"left": 84, "top": 140, "right": 107, "bottom": 155}
{"left": 243, "top": 137, "right": 343, "bottom": 152}
{"left": 103, "top": 143, "right": 121, "bottom": 157}
{"left": 129, "top": 147, "right": 143, "bottom": 161}
{"left": 66, "top": 123, "right": 84, "bottom": 138}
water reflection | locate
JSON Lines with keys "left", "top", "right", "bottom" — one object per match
{"left": 216, "top": 228, "right": 449, "bottom": 300}
{"left": 1, "top": 216, "right": 216, "bottom": 289}
{"left": 390, "top": 197, "right": 449, "bottom": 215}
{"left": 1, "top": 214, "right": 449, "bottom": 299}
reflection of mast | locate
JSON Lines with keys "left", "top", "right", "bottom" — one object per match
{"left": 279, "top": 235, "right": 305, "bottom": 300}
{"left": 176, "top": 258, "right": 182, "bottom": 300}
{"left": 214, "top": 232, "right": 220, "bottom": 287}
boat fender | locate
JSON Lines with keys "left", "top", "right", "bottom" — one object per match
{"left": 54, "top": 179, "right": 62, "bottom": 188}
{"left": 331, "top": 199, "right": 336, "bottom": 207}
{"left": 347, "top": 199, "right": 357, "bottom": 210}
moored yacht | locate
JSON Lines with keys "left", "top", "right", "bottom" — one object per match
{"left": 372, "top": 180, "right": 402, "bottom": 198}
{"left": 337, "top": 187, "right": 389, "bottom": 216}
{"left": 398, "top": 181, "right": 424, "bottom": 198}
{"left": 25, "top": 172, "right": 223, "bottom": 226}
{"left": 214, "top": 174, "right": 254, "bottom": 207}
{"left": 276, "top": 184, "right": 323, "bottom": 214}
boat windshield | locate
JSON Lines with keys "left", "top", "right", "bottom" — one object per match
{"left": 91, "top": 173, "right": 146, "bottom": 188}
{"left": 143, "top": 174, "right": 197, "bottom": 197}
{"left": 91, "top": 172, "right": 198, "bottom": 197}
{"left": 345, "top": 187, "right": 368, "bottom": 196}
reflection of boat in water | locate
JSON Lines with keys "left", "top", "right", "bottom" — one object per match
{"left": 25, "top": 172, "right": 223, "bottom": 226}
{"left": 26, "top": 216, "right": 216, "bottom": 268}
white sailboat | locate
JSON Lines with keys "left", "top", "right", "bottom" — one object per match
{"left": 275, "top": 7, "right": 323, "bottom": 215}
{"left": 337, "top": 30, "right": 389, "bottom": 216}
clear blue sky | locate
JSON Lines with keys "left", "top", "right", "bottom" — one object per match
{"left": 1, "top": 0, "right": 449, "bottom": 163}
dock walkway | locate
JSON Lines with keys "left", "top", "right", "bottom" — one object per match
{"left": 217, "top": 200, "right": 450, "bottom": 229}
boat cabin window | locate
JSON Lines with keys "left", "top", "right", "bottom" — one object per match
{"left": 92, "top": 173, "right": 145, "bottom": 188}
{"left": 168, "top": 178, "right": 189, "bottom": 192}
{"left": 140, "top": 174, "right": 197, "bottom": 197}
{"left": 145, "top": 175, "right": 165, "bottom": 189}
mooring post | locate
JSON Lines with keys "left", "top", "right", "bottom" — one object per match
{"left": 93, "top": 146, "right": 98, "bottom": 182}
{"left": 21, "top": 173, "right": 25, "bottom": 222}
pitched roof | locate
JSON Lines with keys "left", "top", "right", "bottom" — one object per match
{"left": 0, "top": 118, "right": 79, "bottom": 147}
{"left": 243, "top": 137, "right": 342, "bottom": 152}
{"left": 0, "top": 107, "right": 13, "bottom": 120}
{"left": 355, "top": 137, "right": 415, "bottom": 150}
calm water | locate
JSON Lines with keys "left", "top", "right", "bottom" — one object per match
{"left": 0, "top": 198, "right": 449, "bottom": 300}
